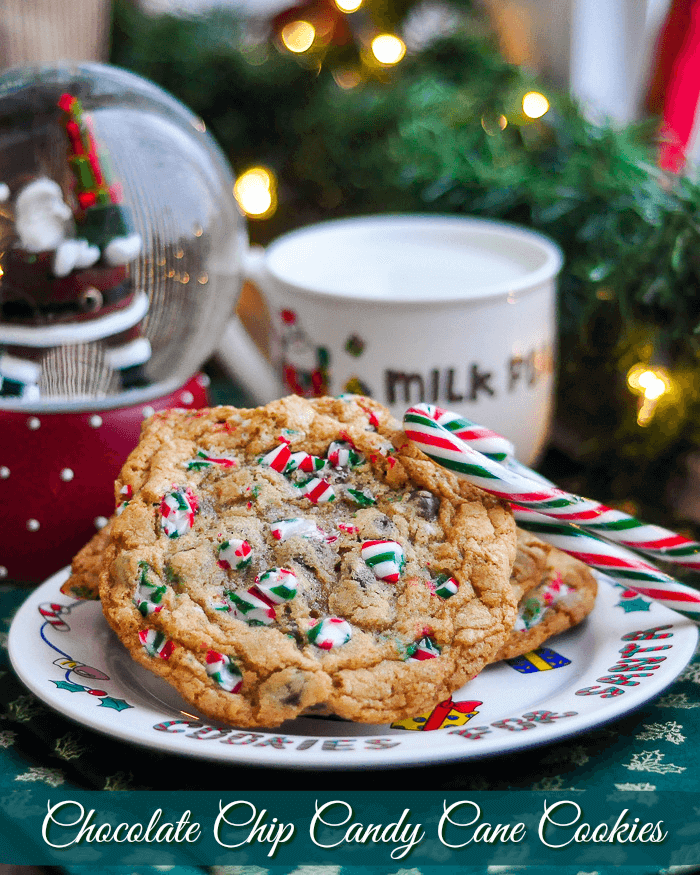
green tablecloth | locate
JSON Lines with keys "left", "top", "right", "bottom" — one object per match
{"left": 2, "top": 372, "right": 699, "bottom": 871}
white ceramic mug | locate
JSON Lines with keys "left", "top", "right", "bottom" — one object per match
{"left": 217, "top": 214, "right": 563, "bottom": 464}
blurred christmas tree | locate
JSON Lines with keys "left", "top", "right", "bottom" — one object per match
{"left": 111, "top": 0, "right": 700, "bottom": 537}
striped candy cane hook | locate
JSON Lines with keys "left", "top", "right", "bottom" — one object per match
{"left": 403, "top": 404, "right": 700, "bottom": 620}
{"left": 405, "top": 404, "right": 700, "bottom": 569}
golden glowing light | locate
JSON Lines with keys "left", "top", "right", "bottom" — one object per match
{"left": 371, "top": 34, "right": 406, "bottom": 65}
{"left": 281, "top": 20, "right": 316, "bottom": 53}
{"left": 627, "top": 364, "right": 670, "bottom": 399}
{"left": 335, "top": 0, "right": 362, "bottom": 10}
{"left": 234, "top": 167, "right": 277, "bottom": 218}
{"left": 522, "top": 91, "right": 550, "bottom": 119}
{"left": 626, "top": 363, "right": 671, "bottom": 426}
{"left": 638, "top": 370, "right": 667, "bottom": 400}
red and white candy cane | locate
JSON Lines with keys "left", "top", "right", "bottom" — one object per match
{"left": 38, "top": 602, "right": 70, "bottom": 631}
{"left": 418, "top": 405, "right": 700, "bottom": 612}
{"left": 420, "top": 404, "right": 515, "bottom": 462}
{"left": 511, "top": 506, "right": 700, "bottom": 619}
{"left": 403, "top": 404, "right": 700, "bottom": 620}
{"left": 404, "top": 404, "right": 700, "bottom": 570}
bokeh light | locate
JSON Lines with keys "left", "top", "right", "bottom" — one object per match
{"left": 371, "top": 34, "right": 406, "bottom": 65}
{"left": 522, "top": 91, "right": 550, "bottom": 119}
{"left": 626, "top": 363, "right": 672, "bottom": 426}
{"left": 234, "top": 167, "right": 277, "bottom": 218}
{"left": 281, "top": 20, "right": 316, "bottom": 53}
{"left": 333, "top": 68, "right": 363, "bottom": 89}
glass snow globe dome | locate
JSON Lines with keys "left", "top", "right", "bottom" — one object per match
{"left": 0, "top": 63, "right": 245, "bottom": 408}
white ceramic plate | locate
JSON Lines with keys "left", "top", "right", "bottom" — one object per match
{"left": 8, "top": 567, "right": 698, "bottom": 770}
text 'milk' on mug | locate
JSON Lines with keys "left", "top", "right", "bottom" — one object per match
{"left": 217, "top": 214, "right": 563, "bottom": 465}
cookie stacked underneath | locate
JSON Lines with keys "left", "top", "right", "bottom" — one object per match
{"left": 493, "top": 529, "right": 597, "bottom": 661}
{"left": 68, "top": 395, "right": 597, "bottom": 728}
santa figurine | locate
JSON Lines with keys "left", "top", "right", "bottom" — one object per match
{"left": 0, "top": 92, "right": 150, "bottom": 399}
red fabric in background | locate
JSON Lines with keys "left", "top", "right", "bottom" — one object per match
{"left": 646, "top": 0, "right": 700, "bottom": 172}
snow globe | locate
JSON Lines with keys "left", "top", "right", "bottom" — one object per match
{"left": 0, "top": 63, "right": 246, "bottom": 581}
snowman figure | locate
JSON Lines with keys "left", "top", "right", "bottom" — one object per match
{"left": 0, "top": 92, "right": 150, "bottom": 399}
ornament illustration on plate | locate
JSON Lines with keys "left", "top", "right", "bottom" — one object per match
{"left": 506, "top": 646, "right": 572, "bottom": 673}
{"left": 37, "top": 596, "right": 133, "bottom": 711}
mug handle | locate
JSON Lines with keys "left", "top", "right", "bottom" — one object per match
{"left": 214, "top": 244, "right": 282, "bottom": 403}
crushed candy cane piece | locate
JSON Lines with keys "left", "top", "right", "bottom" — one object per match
{"left": 254, "top": 567, "right": 298, "bottom": 603}
{"left": 296, "top": 476, "right": 336, "bottom": 504}
{"left": 217, "top": 538, "right": 253, "bottom": 570}
{"left": 139, "top": 628, "right": 175, "bottom": 659}
{"left": 228, "top": 567, "right": 298, "bottom": 625}
{"left": 205, "top": 650, "right": 243, "bottom": 692}
{"left": 346, "top": 487, "right": 376, "bottom": 507}
{"left": 514, "top": 575, "right": 574, "bottom": 631}
{"left": 228, "top": 588, "right": 276, "bottom": 626}
{"left": 187, "top": 449, "right": 237, "bottom": 470}
{"left": 361, "top": 539, "right": 405, "bottom": 583}
{"left": 160, "top": 487, "right": 198, "bottom": 538}
{"left": 406, "top": 636, "right": 441, "bottom": 661}
{"left": 307, "top": 617, "right": 352, "bottom": 649}
{"left": 134, "top": 561, "right": 167, "bottom": 616}
{"left": 434, "top": 574, "right": 459, "bottom": 599}
{"left": 327, "top": 440, "right": 363, "bottom": 469}
{"left": 285, "top": 451, "right": 326, "bottom": 474}
{"left": 542, "top": 571, "right": 571, "bottom": 604}
{"left": 270, "top": 518, "right": 325, "bottom": 541}
{"left": 259, "top": 440, "right": 292, "bottom": 472}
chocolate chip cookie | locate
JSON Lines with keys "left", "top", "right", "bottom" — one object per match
{"left": 61, "top": 518, "right": 113, "bottom": 600}
{"left": 491, "top": 529, "right": 597, "bottom": 662}
{"left": 97, "top": 394, "right": 518, "bottom": 727}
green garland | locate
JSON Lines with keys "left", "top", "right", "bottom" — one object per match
{"left": 110, "top": 0, "right": 700, "bottom": 531}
